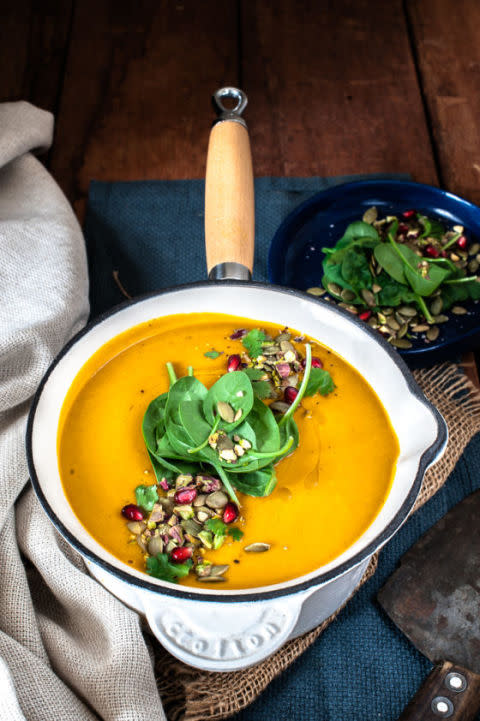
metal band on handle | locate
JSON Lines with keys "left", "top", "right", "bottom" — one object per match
{"left": 212, "top": 87, "right": 248, "bottom": 127}
{"left": 208, "top": 262, "right": 252, "bottom": 281}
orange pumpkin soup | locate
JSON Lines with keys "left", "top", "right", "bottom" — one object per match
{"left": 58, "top": 313, "right": 398, "bottom": 589}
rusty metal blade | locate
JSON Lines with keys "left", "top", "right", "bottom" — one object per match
{"left": 378, "top": 489, "right": 480, "bottom": 674}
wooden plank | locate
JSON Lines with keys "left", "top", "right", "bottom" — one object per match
{"left": 50, "top": 0, "right": 238, "bottom": 216}
{"left": 407, "top": 0, "right": 480, "bottom": 206}
{"left": 0, "top": 0, "right": 72, "bottom": 113}
{"left": 241, "top": 0, "right": 437, "bottom": 183}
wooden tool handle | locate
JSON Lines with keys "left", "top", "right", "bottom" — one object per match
{"left": 205, "top": 100, "right": 254, "bottom": 277}
{"left": 397, "top": 661, "right": 480, "bottom": 721}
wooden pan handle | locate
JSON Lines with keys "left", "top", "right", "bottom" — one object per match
{"left": 397, "top": 661, "right": 480, "bottom": 721}
{"left": 205, "top": 87, "right": 254, "bottom": 280}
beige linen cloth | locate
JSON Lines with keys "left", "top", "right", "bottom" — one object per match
{"left": 0, "top": 102, "right": 166, "bottom": 721}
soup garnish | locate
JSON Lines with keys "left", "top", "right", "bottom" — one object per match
{"left": 122, "top": 327, "right": 335, "bottom": 583}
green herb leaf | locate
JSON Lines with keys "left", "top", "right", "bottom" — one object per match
{"left": 251, "top": 380, "right": 273, "bottom": 400}
{"left": 242, "top": 367, "right": 266, "bottom": 381}
{"left": 204, "top": 349, "right": 222, "bottom": 359}
{"left": 242, "top": 329, "right": 270, "bottom": 358}
{"left": 135, "top": 484, "right": 159, "bottom": 512}
{"left": 146, "top": 553, "right": 192, "bottom": 583}
{"left": 304, "top": 367, "right": 335, "bottom": 397}
{"left": 228, "top": 527, "right": 244, "bottom": 541}
{"left": 205, "top": 518, "right": 227, "bottom": 536}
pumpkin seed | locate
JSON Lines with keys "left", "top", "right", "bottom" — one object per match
{"left": 206, "top": 491, "right": 229, "bottom": 509}
{"left": 209, "top": 564, "right": 230, "bottom": 577}
{"left": 469, "top": 243, "right": 480, "bottom": 256}
{"left": 219, "top": 448, "right": 237, "bottom": 462}
{"left": 362, "top": 206, "right": 378, "bottom": 224}
{"left": 432, "top": 314, "right": 449, "bottom": 323}
{"left": 327, "top": 282, "right": 342, "bottom": 297}
{"left": 244, "top": 542, "right": 271, "bottom": 553}
{"left": 386, "top": 317, "right": 400, "bottom": 331}
{"left": 411, "top": 324, "right": 430, "bottom": 333}
{"left": 193, "top": 494, "right": 207, "bottom": 507}
{"left": 181, "top": 519, "right": 203, "bottom": 536}
{"left": 280, "top": 340, "right": 295, "bottom": 354}
{"left": 341, "top": 288, "right": 356, "bottom": 302}
{"left": 147, "top": 536, "right": 164, "bottom": 556}
{"left": 234, "top": 408, "right": 243, "bottom": 422}
{"left": 390, "top": 338, "right": 413, "bottom": 349}
{"left": 430, "top": 297, "right": 443, "bottom": 315}
{"left": 263, "top": 345, "right": 279, "bottom": 355}
{"left": 399, "top": 306, "right": 417, "bottom": 317}
{"left": 136, "top": 535, "right": 148, "bottom": 552}
{"left": 450, "top": 252, "right": 460, "bottom": 262}
{"left": 270, "top": 401, "right": 290, "bottom": 414}
{"left": 217, "top": 401, "right": 235, "bottom": 423}
{"left": 217, "top": 434, "right": 234, "bottom": 451}
{"left": 453, "top": 225, "right": 464, "bottom": 233}
{"left": 197, "top": 576, "right": 226, "bottom": 583}
{"left": 361, "top": 288, "right": 376, "bottom": 307}
{"left": 382, "top": 307, "right": 394, "bottom": 316}
{"left": 468, "top": 259, "right": 479, "bottom": 273}
{"left": 397, "top": 323, "right": 409, "bottom": 339}
{"left": 367, "top": 317, "right": 379, "bottom": 329}
{"left": 426, "top": 326, "right": 440, "bottom": 341}
{"left": 372, "top": 283, "right": 382, "bottom": 294}
{"left": 452, "top": 305, "right": 468, "bottom": 315}
{"left": 306, "top": 287, "right": 326, "bottom": 296}
{"left": 275, "top": 332, "right": 291, "bottom": 342}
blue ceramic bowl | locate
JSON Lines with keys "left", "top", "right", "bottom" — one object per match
{"left": 268, "top": 179, "right": 480, "bottom": 365}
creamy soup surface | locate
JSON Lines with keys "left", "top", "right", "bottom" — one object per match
{"left": 58, "top": 313, "right": 399, "bottom": 589}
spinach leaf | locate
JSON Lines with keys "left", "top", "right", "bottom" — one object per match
{"left": 326, "top": 236, "right": 379, "bottom": 265}
{"left": 341, "top": 248, "right": 372, "bottom": 292}
{"left": 232, "top": 466, "right": 277, "bottom": 497}
{"left": 135, "top": 484, "right": 159, "bottom": 512}
{"left": 374, "top": 244, "right": 407, "bottom": 284}
{"left": 242, "top": 329, "right": 270, "bottom": 358}
{"left": 142, "top": 394, "right": 168, "bottom": 454}
{"left": 383, "top": 238, "right": 450, "bottom": 296}
{"left": 322, "top": 262, "right": 358, "bottom": 298}
{"left": 304, "top": 367, "right": 335, "bottom": 397}
{"left": 148, "top": 449, "right": 196, "bottom": 481}
{"left": 146, "top": 553, "right": 192, "bottom": 583}
{"left": 375, "top": 273, "right": 417, "bottom": 307}
{"left": 341, "top": 220, "right": 380, "bottom": 243}
{"left": 203, "top": 371, "right": 254, "bottom": 431}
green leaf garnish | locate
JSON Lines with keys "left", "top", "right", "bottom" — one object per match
{"left": 304, "top": 367, "right": 335, "bottom": 397}
{"left": 205, "top": 518, "right": 227, "bottom": 536}
{"left": 204, "top": 349, "right": 222, "bottom": 359}
{"left": 228, "top": 527, "right": 244, "bottom": 541}
{"left": 251, "top": 380, "right": 273, "bottom": 399}
{"left": 242, "top": 329, "right": 270, "bottom": 358}
{"left": 146, "top": 553, "right": 192, "bottom": 583}
{"left": 135, "top": 484, "right": 158, "bottom": 512}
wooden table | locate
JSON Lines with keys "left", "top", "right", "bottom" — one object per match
{"left": 3, "top": 0, "right": 480, "bottom": 382}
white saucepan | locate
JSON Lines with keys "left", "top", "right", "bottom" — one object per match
{"left": 27, "top": 88, "right": 447, "bottom": 672}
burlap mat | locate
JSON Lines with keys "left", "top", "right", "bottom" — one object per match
{"left": 155, "top": 361, "right": 480, "bottom": 721}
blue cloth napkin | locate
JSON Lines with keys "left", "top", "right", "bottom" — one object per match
{"left": 85, "top": 176, "right": 480, "bottom": 721}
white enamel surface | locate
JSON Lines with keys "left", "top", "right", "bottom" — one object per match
{"left": 30, "top": 284, "right": 445, "bottom": 668}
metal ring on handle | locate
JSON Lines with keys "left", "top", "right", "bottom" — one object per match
{"left": 212, "top": 87, "right": 248, "bottom": 126}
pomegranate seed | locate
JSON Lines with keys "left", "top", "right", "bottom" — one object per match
{"left": 159, "top": 478, "right": 169, "bottom": 491}
{"left": 229, "top": 329, "right": 247, "bottom": 340}
{"left": 402, "top": 209, "right": 416, "bottom": 219}
{"left": 223, "top": 502, "right": 238, "bottom": 524}
{"left": 425, "top": 245, "right": 439, "bottom": 258}
{"left": 301, "top": 356, "right": 323, "bottom": 369}
{"left": 227, "top": 354, "right": 241, "bottom": 372}
{"left": 284, "top": 386, "right": 298, "bottom": 405}
{"left": 358, "top": 310, "right": 372, "bottom": 321}
{"left": 174, "top": 487, "right": 197, "bottom": 504}
{"left": 441, "top": 250, "right": 448, "bottom": 258}
{"left": 457, "top": 236, "right": 468, "bottom": 249}
{"left": 398, "top": 223, "right": 409, "bottom": 233}
{"left": 170, "top": 546, "right": 193, "bottom": 563}
{"left": 121, "top": 504, "right": 144, "bottom": 521}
